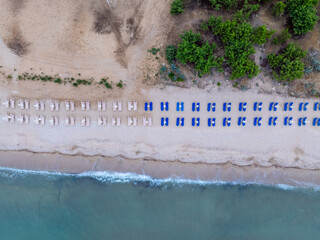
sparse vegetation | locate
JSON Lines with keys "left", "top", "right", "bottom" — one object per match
{"left": 148, "top": 47, "right": 161, "bottom": 55}
{"left": 116, "top": 80, "right": 123, "bottom": 88}
{"left": 272, "top": 28, "right": 291, "bottom": 45}
{"left": 272, "top": 1, "right": 286, "bottom": 17}
{"left": 268, "top": 43, "right": 307, "bottom": 81}
{"left": 165, "top": 45, "right": 177, "bottom": 64}
{"left": 170, "top": 0, "right": 184, "bottom": 15}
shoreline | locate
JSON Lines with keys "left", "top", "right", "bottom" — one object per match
{"left": 1, "top": 150, "right": 320, "bottom": 188}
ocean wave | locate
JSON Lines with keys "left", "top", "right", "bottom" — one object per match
{"left": 0, "top": 166, "right": 319, "bottom": 191}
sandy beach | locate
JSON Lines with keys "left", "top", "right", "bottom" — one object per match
{"left": 0, "top": 0, "right": 320, "bottom": 187}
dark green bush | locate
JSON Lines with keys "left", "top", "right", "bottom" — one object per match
{"left": 268, "top": 43, "right": 307, "bottom": 81}
{"left": 272, "top": 1, "right": 286, "bottom": 17}
{"left": 170, "top": 0, "right": 184, "bottom": 15}
{"left": 272, "top": 28, "right": 291, "bottom": 44}
{"left": 165, "top": 45, "right": 177, "bottom": 64}
{"left": 287, "top": 0, "right": 319, "bottom": 35}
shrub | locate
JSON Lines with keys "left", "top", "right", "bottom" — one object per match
{"left": 148, "top": 47, "right": 160, "bottom": 55}
{"left": 272, "top": 28, "right": 291, "bottom": 44}
{"left": 202, "top": 17, "right": 274, "bottom": 79}
{"left": 170, "top": 0, "right": 184, "bottom": 15}
{"left": 165, "top": 45, "right": 177, "bottom": 64}
{"left": 272, "top": 1, "right": 286, "bottom": 17}
{"left": 287, "top": 0, "right": 319, "bottom": 35}
{"left": 268, "top": 43, "right": 307, "bottom": 81}
{"left": 176, "top": 30, "right": 224, "bottom": 77}
{"left": 116, "top": 80, "right": 123, "bottom": 88}
{"left": 209, "top": 0, "right": 238, "bottom": 10}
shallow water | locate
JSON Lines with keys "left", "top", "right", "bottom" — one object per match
{"left": 0, "top": 169, "right": 320, "bottom": 240}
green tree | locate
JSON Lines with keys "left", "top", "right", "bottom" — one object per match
{"left": 287, "top": 0, "right": 319, "bottom": 35}
{"left": 267, "top": 43, "right": 307, "bottom": 81}
{"left": 272, "top": 28, "right": 291, "bottom": 44}
{"left": 170, "top": 0, "right": 184, "bottom": 15}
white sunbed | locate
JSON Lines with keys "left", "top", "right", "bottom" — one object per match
{"left": 18, "top": 114, "right": 24, "bottom": 124}
{"left": 34, "top": 100, "right": 40, "bottom": 110}
{"left": 65, "top": 116, "right": 70, "bottom": 126}
{"left": 40, "top": 116, "right": 45, "bottom": 125}
{"left": 143, "top": 116, "right": 147, "bottom": 126}
{"left": 117, "top": 116, "right": 121, "bottom": 127}
{"left": 25, "top": 100, "right": 30, "bottom": 110}
{"left": 133, "top": 116, "right": 137, "bottom": 126}
{"left": 81, "top": 101, "right": 86, "bottom": 111}
{"left": 3, "top": 98, "right": 9, "bottom": 108}
{"left": 70, "top": 116, "right": 75, "bottom": 126}
{"left": 3, "top": 113, "right": 10, "bottom": 122}
{"left": 86, "top": 100, "right": 90, "bottom": 111}
{"left": 10, "top": 113, "right": 15, "bottom": 123}
{"left": 128, "top": 100, "right": 133, "bottom": 111}
{"left": 98, "top": 101, "right": 102, "bottom": 111}
{"left": 118, "top": 101, "right": 122, "bottom": 111}
{"left": 148, "top": 116, "right": 152, "bottom": 126}
{"left": 18, "top": 99, "right": 24, "bottom": 110}
{"left": 86, "top": 117, "right": 90, "bottom": 127}
{"left": 102, "top": 116, "right": 107, "bottom": 126}
{"left": 25, "top": 115, "right": 30, "bottom": 124}
{"left": 133, "top": 101, "right": 137, "bottom": 111}
{"left": 55, "top": 100, "right": 60, "bottom": 111}
{"left": 113, "top": 101, "right": 117, "bottom": 111}
{"left": 50, "top": 100, "right": 55, "bottom": 111}
{"left": 112, "top": 116, "right": 116, "bottom": 127}
{"left": 54, "top": 116, "right": 59, "bottom": 126}
{"left": 70, "top": 100, "right": 75, "bottom": 111}
{"left": 81, "top": 116, "right": 86, "bottom": 127}
{"left": 40, "top": 100, "right": 45, "bottom": 111}
{"left": 49, "top": 116, "right": 54, "bottom": 126}
{"left": 65, "top": 100, "right": 70, "bottom": 111}
{"left": 34, "top": 116, "right": 40, "bottom": 125}
{"left": 128, "top": 116, "right": 133, "bottom": 126}
{"left": 102, "top": 101, "right": 106, "bottom": 111}
{"left": 98, "top": 116, "right": 103, "bottom": 126}
{"left": 9, "top": 98, "right": 15, "bottom": 109}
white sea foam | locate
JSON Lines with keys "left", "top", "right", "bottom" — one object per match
{"left": 0, "top": 166, "right": 319, "bottom": 191}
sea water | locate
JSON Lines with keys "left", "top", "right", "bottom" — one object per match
{"left": 0, "top": 168, "right": 320, "bottom": 240}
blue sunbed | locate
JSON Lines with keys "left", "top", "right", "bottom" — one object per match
{"left": 208, "top": 118, "right": 211, "bottom": 127}
{"left": 288, "top": 117, "right": 293, "bottom": 126}
{"left": 227, "top": 118, "right": 231, "bottom": 126}
{"left": 253, "top": 117, "right": 257, "bottom": 126}
{"left": 258, "top": 102, "right": 262, "bottom": 111}
{"left": 304, "top": 102, "right": 309, "bottom": 111}
{"left": 150, "top": 102, "right": 153, "bottom": 111}
{"left": 160, "top": 102, "right": 164, "bottom": 111}
{"left": 318, "top": 118, "right": 320, "bottom": 126}
{"left": 176, "top": 118, "right": 180, "bottom": 126}
{"left": 223, "top": 103, "right": 227, "bottom": 112}
{"left": 289, "top": 102, "right": 293, "bottom": 111}
{"left": 303, "top": 117, "right": 307, "bottom": 126}
{"left": 176, "top": 102, "right": 180, "bottom": 112}
{"left": 284, "top": 102, "right": 288, "bottom": 111}
{"left": 273, "top": 117, "right": 277, "bottom": 126}
{"left": 192, "top": 118, "right": 195, "bottom": 126}
{"left": 165, "top": 117, "right": 169, "bottom": 126}
{"left": 196, "top": 118, "right": 200, "bottom": 126}
{"left": 313, "top": 117, "right": 317, "bottom": 126}
{"left": 161, "top": 117, "right": 164, "bottom": 126}
{"left": 273, "top": 102, "right": 278, "bottom": 111}
{"left": 242, "top": 117, "right": 246, "bottom": 126}
{"left": 258, "top": 117, "right": 262, "bottom": 126}
{"left": 239, "top": 102, "right": 243, "bottom": 112}
{"left": 299, "top": 103, "right": 303, "bottom": 111}
{"left": 181, "top": 102, "right": 184, "bottom": 111}
{"left": 314, "top": 102, "right": 319, "bottom": 111}
{"left": 238, "top": 117, "right": 242, "bottom": 126}
{"left": 253, "top": 102, "right": 257, "bottom": 111}
{"left": 243, "top": 102, "right": 247, "bottom": 112}
{"left": 144, "top": 102, "right": 148, "bottom": 111}
{"left": 269, "top": 102, "right": 274, "bottom": 111}
{"left": 181, "top": 118, "right": 184, "bottom": 126}
{"left": 207, "top": 103, "right": 211, "bottom": 112}
{"left": 223, "top": 118, "right": 226, "bottom": 126}
{"left": 192, "top": 103, "right": 195, "bottom": 112}
{"left": 165, "top": 102, "right": 169, "bottom": 111}
{"left": 196, "top": 103, "right": 200, "bottom": 112}
{"left": 268, "top": 117, "right": 273, "bottom": 126}
{"left": 227, "top": 103, "right": 231, "bottom": 112}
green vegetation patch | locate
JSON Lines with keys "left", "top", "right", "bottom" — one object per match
{"left": 272, "top": 1, "right": 286, "bottom": 17}
{"left": 268, "top": 43, "right": 307, "bottom": 81}
{"left": 287, "top": 0, "right": 319, "bottom": 35}
{"left": 272, "top": 28, "right": 291, "bottom": 45}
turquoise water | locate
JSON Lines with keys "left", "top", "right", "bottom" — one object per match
{"left": 0, "top": 169, "right": 320, "bottom": 240}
